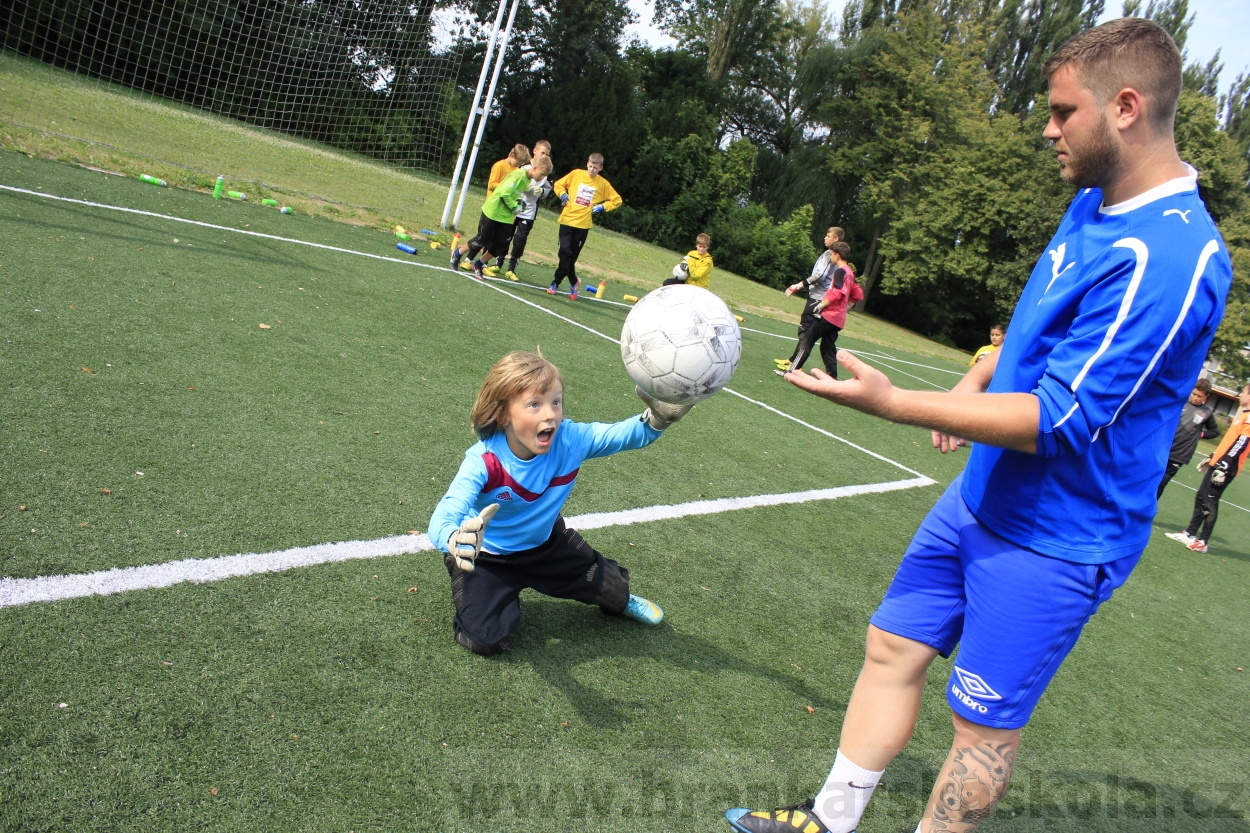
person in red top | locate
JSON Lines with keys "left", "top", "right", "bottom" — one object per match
{"left": 1170, "top": 382, "right": 1250, "bottom": 553}
{"left": 783, "top": 242, "right": 862, "bottom": 377}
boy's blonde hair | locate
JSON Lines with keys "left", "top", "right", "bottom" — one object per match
{"left": 534, "top": 139, "right": 551, "bottom": 153}
{"left": 530, "top": 155, "right": 553, "bottom": 177}
{"left": 509, "top": 144, "right": 532, "bottom": 166}
{"left": 829, "top": 227, "right": 845, "bottom": 241}
{"left": 470, "top": 351, "right": 564, "bottom": 439}
{"left": 588, "top": 153, "right": 604, "bottom": 166}
{"left": 696, "top": 233, "right": 711, "bottom": 246}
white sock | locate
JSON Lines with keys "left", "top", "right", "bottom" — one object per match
{"left": 812, "top": 750, "right": 884, "bottom": 833}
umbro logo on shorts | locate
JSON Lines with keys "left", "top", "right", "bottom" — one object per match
{"left": 953, "top": 667, "right": 1002, "bottom": 700}
{"left": 951, "top": 667, "right": 1002, "bottom": 714}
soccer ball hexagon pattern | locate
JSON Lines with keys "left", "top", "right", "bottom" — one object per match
{"left": 620, "top": 284, "right": 742, "bottom": 405}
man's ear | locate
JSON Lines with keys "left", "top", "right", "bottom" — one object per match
{"left": 1112, "top": 86, "right": 1145, "bottom": 130}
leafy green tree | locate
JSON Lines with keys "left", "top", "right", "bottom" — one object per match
{"left": 980, "top": 0, "right": 1102, "bottom": 115}
{"left": 872, "top": 64, "right": 1071, "bottom": 345}
{"left": 1219, "top": 72, "right": 1250, "bottom": 171}
{"left": 814, "top": 7, "right": 979, "bottom": 305}
{"left": 1174, "top": 91, "right": 1248, "bottom": 223}
{"left": 652, "top": 0, "right": 783, "bottom": 83}
{"left": 720, "top": 0, "right": 836, "bottom": 157}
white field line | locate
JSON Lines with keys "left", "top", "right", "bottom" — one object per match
{"left": 0, "top": 477, "right": 933, "bottom": 609}
{"left": 855, "top": 350, "right": 968, "bottom": 377}
{"left": 858, "top": 355, "right": 952, "bottom": 390}
{"left": 0, "top": 183, "right": 458, "bottom": 273}
{"left": 1171, "top": 480, "right": 1250, "bottom": 514}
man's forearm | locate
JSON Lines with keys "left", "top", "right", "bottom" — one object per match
{"left": 878, "top": 389, "right": 1040, "bottom": 454}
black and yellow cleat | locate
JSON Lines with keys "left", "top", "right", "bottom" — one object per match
{"left": 725, "top": 799, "right": 832, "bottom": 833}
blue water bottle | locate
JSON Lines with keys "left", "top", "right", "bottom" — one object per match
{"left": 396, "top": 243, "right": 418, "bottom": 254}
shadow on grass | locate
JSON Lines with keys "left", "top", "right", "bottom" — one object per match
{"left": 491, "top": 595, "right": 842, "bottom": 730}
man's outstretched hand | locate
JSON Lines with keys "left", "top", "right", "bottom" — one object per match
{"left": 781, "top": 348, "right": 1035, "bottom": 455}
{"left": 781, "top": 350, "right": 896, "bottom": 417}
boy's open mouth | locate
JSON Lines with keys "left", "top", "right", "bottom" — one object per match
{"left": 537, "top": 428, "right": 554, "bottom": 444}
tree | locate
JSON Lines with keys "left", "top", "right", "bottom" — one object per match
{"left": 652, "top": 0, "right": 783, "bottom": 83}
{"left": 867, "top": 24, "right": 1072, "bottom": 345}
{"left": 720, "top": 0, "right": 836, "bottom": 157}
{"left": 1219, "top": 72, "right": 1250, "bottom": 172}
{"left": 980, "top": 0, "right": 1103, "bottom": 116}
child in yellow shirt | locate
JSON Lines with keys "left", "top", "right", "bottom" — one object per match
{"left": 664, "top": 233, "right": 714, "bottom": 287}
{"left": 969, "top": 323, "right": 1006, "bottom": 366}
{"left": 548, "top": 153, "right": 622, "bottom": 299}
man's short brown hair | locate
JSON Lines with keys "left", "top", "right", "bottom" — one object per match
{"left": 830, "top": 241, "right": 851, "bottom": 260}
{"left": 1043, "top": 17, "right": 1182, "bottom": 133}
{"left": 1194, "top": 377, "right": 1213, "bottom": 394}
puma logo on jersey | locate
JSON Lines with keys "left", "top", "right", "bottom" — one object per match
{"left": 1163, "top": 208, "right": 1192, "bottom": 224}
{"left": 1044, "top": 243, "right": 1075, "bottom": 295}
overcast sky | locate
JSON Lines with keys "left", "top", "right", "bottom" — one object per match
{"left": 625, "top": 0, "right": 1248, "bottom": 95}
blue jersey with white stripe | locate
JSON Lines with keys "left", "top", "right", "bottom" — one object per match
{"left": 429, "top": 415, "right": 661, "bottom": 556}
{"left": 962, "top": 170, "right": 1232, "bottom": 564}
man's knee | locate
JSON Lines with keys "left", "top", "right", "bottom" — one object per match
{"left": 950, "top": 712, "right": 1022, "bottom": 755}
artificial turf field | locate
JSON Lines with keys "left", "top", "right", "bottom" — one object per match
{"left": 1, "top": 151, "right": 1248, "bottom": 832}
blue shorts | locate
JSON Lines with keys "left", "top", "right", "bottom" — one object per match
{"left": 870, "top": 477, "right": 1139, "bottom": 729}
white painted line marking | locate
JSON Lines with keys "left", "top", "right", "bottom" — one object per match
{"left": 0, "top": 477, "right": 934, "bottom": 609}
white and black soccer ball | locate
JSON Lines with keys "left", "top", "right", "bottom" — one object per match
{"left": 620, "top": 284, "right": 742, "bottom": 405}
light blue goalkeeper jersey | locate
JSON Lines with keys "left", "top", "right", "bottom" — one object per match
{"left": 962, "top": 168, "right": 1232, "bottom": 564}
{"left": 429, "top": 415, "right": 661, "bottom": 555}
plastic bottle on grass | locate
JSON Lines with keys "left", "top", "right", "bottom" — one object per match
{"left": 139, "top": 174, "right": 166, "bottom": 187}
{"left": 213, "top": 175, "right": 225, "bottom": 198}
{"left": 396, "top": 243, "right": 418, "bottom": 255}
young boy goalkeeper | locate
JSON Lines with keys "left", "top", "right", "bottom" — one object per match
{"left": 428, "top": 350, "right": 692, "bottom": 655}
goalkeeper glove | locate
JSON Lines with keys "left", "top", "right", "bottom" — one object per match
{"left": 447, "top": 503, "right": 499, "bottom": 572}
{"left": 592, "top": 204, "right": 605, "bottom": 214}
{"left": 560, "top": 194, "right": 569, "bottom": 207}
{"left": 636, "top": 386, "right": 693, "bottom": 431}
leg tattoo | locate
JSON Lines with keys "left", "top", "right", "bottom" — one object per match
{"left": 929, "top": 742, "right": 1015, "bottom": 831}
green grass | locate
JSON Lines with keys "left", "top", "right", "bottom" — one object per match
{"left": 1, "top": 89, "right": 1249, "bottom": 832}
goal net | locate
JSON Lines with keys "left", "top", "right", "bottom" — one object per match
{"left": 1, "top": 0, "right": 469, "bottom": 173}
